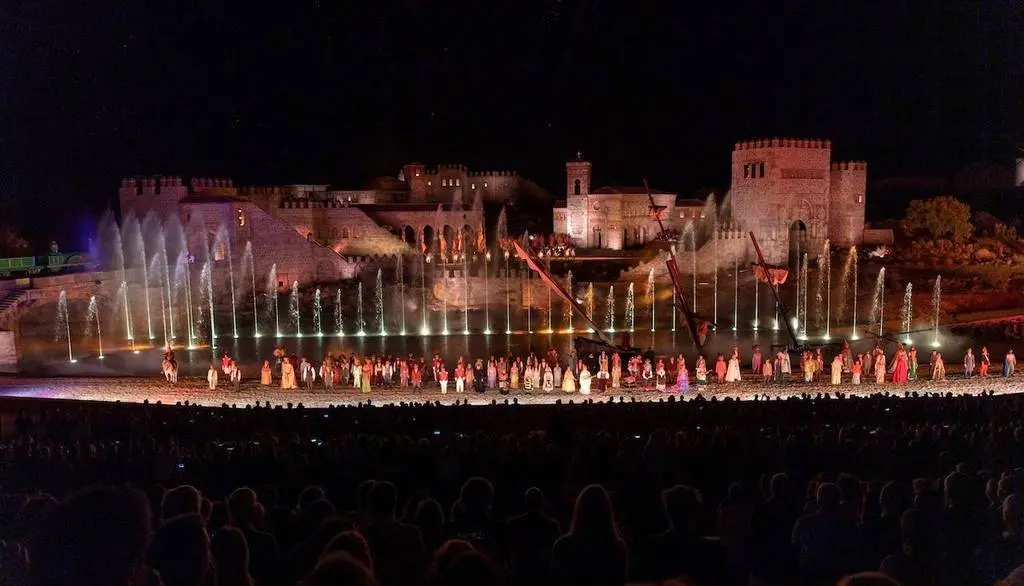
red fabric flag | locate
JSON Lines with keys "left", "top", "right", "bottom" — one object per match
{"left": 753, "top": 264, "right": 789, "bottom": 286}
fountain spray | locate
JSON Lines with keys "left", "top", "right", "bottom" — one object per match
{"left": 732, "top": 251, "right": 739, "bottom": 331}
{"left": 606, "top": 285, "right": 616, "bottom": 332}
{"left": 646, "top": 268, "right": 655, "bottom": 332}
{"left": 313, "top": 288, "right": 323, "bottom": 336}
{"left": 823, "top": 239, "right": 831, "bottom": 339}
{"left": 398, "top": 255, "right": 407, "bottom": 335}
{"left": 245, "top": 242, "right": 258, "bottom": 336}
{"left": 357, "top": 281, "right": 365, "bottom": 336}
{"left": 625, "top": 282, "right": 635, "bottom": 332}
{"left": 901, "top": 283, "right": 913, "bottom": 343}
{"left": 713, "top": 219, "right": 719, "bottom": 328}
{"left": 87, "top": 295, "right": 104, "bottom": 358}
{"left": 376, "top": 268, "right": 386, "bottom": 336}
{"left": 931, "top": 275, "right": 941, "bottom": 347}
{"left": 870, "top": 267, "right": 886, "bottom": 337}
{"left": 223, "top": 227, "right": 238, "bottom": 339}
{"left": 202, "top": 262, "right": 216, "bottom": 347}
{"left": 57, "top": 290, "right": 75, "bottom": 362}
{"left": 288, "top": 281, "right": 300, "bottom": 336}
{"left": 565, "top": 270, "right": 573, "bottom": 332}
{"left": 800, "top": 252, "right": 808, "bottom": 339}
{"left": 586, "top": 282, "right": 595, "bottom": 333}
{"left": 335, "top": 287, "right": 344, "bottom": 336}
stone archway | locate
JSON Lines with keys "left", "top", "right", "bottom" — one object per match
{"left": 422, "top": 225, "right": 434, "bottom": 250}
{"left": 403, "top": 226, "right": 416, "bottom": 247}
{"left": 789, "top": 220, "right": 808, "bottom": 268}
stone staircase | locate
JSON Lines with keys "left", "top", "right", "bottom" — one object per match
{"left": 0, "top": 288, "right": 27, "bottom": 330}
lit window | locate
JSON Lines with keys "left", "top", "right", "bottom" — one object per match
{"left": 443, "top": 178, "right": 448, "bottom": 187}
{"left": 415, "top": 170, "right": 420, "bottom": 177}
{"left": 455, "top": 178, "right": 461, "bottom": 186}
{"left": 237, "top": 208, "right": 246, "bottom": 227}
{"left": 483, "top": 182, "right": 488, "bottom": 188}
{"left": 428, "top": 180, "right": 432, "bottom": 186}
{"left": 471, "top": 184, "right": 476, "bottom": 190}
{"left": 857, "top": 195, "right": 864, "bottom": 204}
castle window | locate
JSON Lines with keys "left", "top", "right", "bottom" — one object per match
{"left": 743, "top": 164, "right": 750, "bottom": 179}
{"left": 574, "top": 179, "right": 581, "bottom": 195}
{"left": 237, "top": 208, "right": 246, "bottom": 227}
{"left": 483, "top": 182, "right": 488, "bottom": 188}
{"left": 856, "top": 195, "right": 864, "bottom": 204}
{"left": 471, "top": 184, "right": 475, "bottom": 190}
{"left": 455, "top": 178, "right": 461, "bottom": 187}
{"left": 427, "top": 180, "right": 432, "bottom": 187}
{"left": 759, "top": 162, "right": 765, "bottom": 177}
{"left": 341, "top": 227, "right": 350, "bottom": 238}
{"left": 415, "top": 170, "right": 420, "bottom": 177}
{"left": 442, "top": 178, "right": 448, "bottom": 187}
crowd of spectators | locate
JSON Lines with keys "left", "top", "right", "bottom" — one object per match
{"left": 2, "top": 391, "right": 1024, "bottom": 585}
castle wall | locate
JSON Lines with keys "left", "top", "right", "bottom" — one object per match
{"left": 118, "top": 176, "right": 188, "bottom": 221}
{"left": 272, "top": 202, "right": 409, "bottom": 258}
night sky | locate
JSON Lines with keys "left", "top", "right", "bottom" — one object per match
{"left": 2, "top": 1, "right": 1022, "bottom": 249}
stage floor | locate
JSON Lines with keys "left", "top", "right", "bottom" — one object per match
{"left": 0, "top": 375, "right": 1021, "bottom": 408}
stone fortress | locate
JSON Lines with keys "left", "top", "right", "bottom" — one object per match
{"left": 116, "top": 137, "right": 867, "bottom": 288}
{"left": 559, "top": 138, "right": 868, "bottom": 267}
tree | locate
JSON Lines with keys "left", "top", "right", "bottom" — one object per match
{"left": 0, "top": 224, "right": 30, "bottom": 257}
{"left": 901, "top": 196, "right": 973, "bottom": 242}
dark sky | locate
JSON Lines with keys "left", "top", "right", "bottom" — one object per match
{"left": 2, "top": 1, "right": 1022, "bottom": 249}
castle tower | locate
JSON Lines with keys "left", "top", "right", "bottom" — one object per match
{"left": 730, "top": 138, "right": 833, "bottom": 264}
{"left": 403, "top": 163, "right": 428, "bottom": 202}
{"left": 828, "top": 161, "right": 867, "bottom": 247}
{"left": 564, "top": 153, "right": 592, "bottom": 246}
{"left": 566, "top": 151, "right": 591, "bottom": 197}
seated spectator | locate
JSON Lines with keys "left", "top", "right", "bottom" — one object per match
{"left": 148, "top": 513, "right": 212, "bottom": 586}
{"left": 507, "top": 487, "right": 561, "bottom": 586}
{"left": 303, "top": 551, "right": 376, "bottom": 586}
{"left": 792, "top": 482, "right": 857, "bottom": 584}
{"left": 551, "top": 484, "right": 627, "bottom": 586}
{"left": 636, "top": 484, "right": 728, "bottom": 585}
{"left": 364, "top": 481, "right": 425, "bottom": 586}
{"left": 211, "top": 527, "right": 253, "bottom": 586}
{"left": 228, "top": 487, "right": 280, "bottom": 586}
{"left": 29, "top": 486, "right": 152, "bottom": 586}
{"left": 322, "top": 530, "right": 374, "bottom": 573}
{"left": 971, "top": 493, "right": 1024, "bottom": 585}
{"left": 161, "top": 484, "right": 202, "bottom": 522}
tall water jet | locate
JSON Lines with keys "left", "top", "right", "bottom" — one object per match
{"left": 123, "top": 215, "right": 153, "bottom": 340}
{"left": 421, "top": 238, "right": 429, "bottom": 335}
{"left": 818, "top": 239, "right": 831, "bottom": 339}
{"left": 689, "top": 225, "right": 698, "bottom": 313}
{"left": 870, "top": 267, "right": 886, "bottom": 336}
{"left": 565, "top": 271, "right": 574, "bottom": 332}
{"left": 753, "top": 273, "right": 759, "bottom": 330}
{"left": 496, "top": 206, "right": 509, "bottom": 334}
{"left": 712, "top": 219, "right": 719, "bottom": 327}
{"left": 483, "top": 251, "right": 492, "bottom": 335}
{"left": 149, "top": 254, "right": 169, "bottom": 346}
{"left": 625, "top": 283, "right": 635, "bottom": 332}
{"left": 313, "top": 288, "right": 323, "bottom": 336}
{"left": 157, "top": 232, "right": 175, "bottom": 340}
{"left": 289, "top": 280, "right": 301, "bottom": 336}
{"left": 243, "top": 241, "right": 259, "bottom": 336}
{"left": 397, "top": 255, "right": 407, "bottom": 335}
{"left": 335, "top": 288, "right": 344, "bottom": 336}
{"left": 931, "top": 276, "right": 941, "bottom": 347}
{"left": 606, "top": 285, "right": 616, "bottom": 332}
{"left": 117, "top": 280, "right": 136, "bottom": 352}
{"left": 357, "top": 281, "right": 366, "bottom": 336}
{"left": 87, "top": 295, "right": 104, "bottom": 358}
{"left": 56, "top": 290, "right": 74, "bottom": 362}
{"left": 646, "top": 268, "right": 655, "bottom": 332}
{"left": 462, "top": 240, "right": 470, "bottom": 335}
{"left": 800, "top": 252, "right": 809, "bottom": 339}
{"left": 201, "top": 261, "right": 216, "bottom": 346}
{"left": 732, "top": 251, "right": 739, "bottom": 331}
{"left": 900, "top": 283, "right": 913, "bottom": 343}
{"left": 839, "top": 246, "right": 858, "bottom": 339}
{"left": 267, "top": 263, "right": 280, "bottom": 337}
{"left": 376, "top": 268, "right": 386, "bottom": 336}
{"left": 215, "top": 225, "right": 238, "bottom": 339}
{"left": 586, "top": 282, "right": 595, "bottom": 333}
{"left": 546, "top": 262, "right": 553, "bottom": 333}
{"left": 177, "top": 251, "right": 196, "bottom": 346}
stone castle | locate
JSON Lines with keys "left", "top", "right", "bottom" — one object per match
{"left": 555, "top": 139, "right": 867, "bottom": 264}
{"left": 117, "top": 137, "right": 866, "bottom": 286}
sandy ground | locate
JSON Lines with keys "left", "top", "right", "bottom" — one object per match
{"left": 0, "top": 374, "right": 1022, "bottom": 408}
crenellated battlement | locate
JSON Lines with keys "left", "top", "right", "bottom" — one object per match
{"left": 189, "top": 177, "right": 235, "bottom": 191}
{"left": 120, "top": 176, "right": 185, "bottom": 190}
{"left": 424, "top": 165, "right": 518, "bottom": 177}
{"left": 830, "top": 161, "right": 868, "bottom": 171}
{"left": 734, "top": 138, "right": 832, "bottom": 151}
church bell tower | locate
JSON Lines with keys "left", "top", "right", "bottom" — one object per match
{"left": 565, "top": 152, "right": 592, "bottom": 246}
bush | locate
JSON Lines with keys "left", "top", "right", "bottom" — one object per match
{"left": 901, "top": 197, "right": 973, "bottom": 242}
